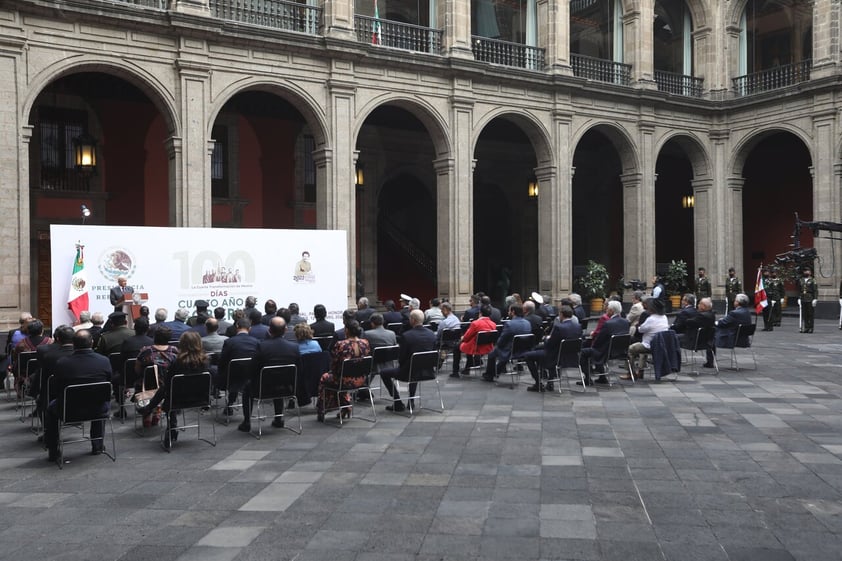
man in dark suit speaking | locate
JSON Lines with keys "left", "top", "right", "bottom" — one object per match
{"left": 44, "top": 330, "right": 112, "bottom": 461}
{"left": 110, "top": 275, "right": 135, "bottom": 328}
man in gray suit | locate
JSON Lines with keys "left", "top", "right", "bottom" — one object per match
{"left": 363, "top": 313, "right": 397, "bottom": 349}
{"left": 201, "top": 318, "right": 228, "bottom": 353}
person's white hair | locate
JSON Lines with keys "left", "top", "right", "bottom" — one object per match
{"left": 569, "top": 293, "right": 582, "bottom": 307}
{"left": 175, "top": 307, "right": 189, "bottom": 321}
{"left": 358, "top": 297, "right": 369, "bottom": 308}
{"left": 91, "top": 312, "right": 104, "bottom": 325}
{"left": 606, "top": 300, "right": 623, "bottom": 315}
{"left": 155, "top": 308, "right": 168, "bottom": 322}
{"left": 735, "top": 293, "right": 750, "bottom": 306}
{"left": 409, "top": 298, "right": 421, "bottom": 310}
{"left": 523, "top": 300, "right": 535, "bottom": 312}
{"left": 79, "top": 310, "right": 91, "bottom": 322}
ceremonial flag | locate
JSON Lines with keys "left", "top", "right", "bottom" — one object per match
{"left": 67, "top": 242, "right": 89, "bottom": 321}
{"left": 372, "top": 0, "right": 382, "bottom": 45}
{"left": 754, "top": 267, "right": 768, "bottom": 314}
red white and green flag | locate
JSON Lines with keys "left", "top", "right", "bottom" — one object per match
{"left": 754, "top": 266, "right": 768, "bottom": 314}
{"left": 372, "top": 0, "right": 382, "bottom": 45}
{"left": 67, "top": 242, "right": 89, "bottom": 321}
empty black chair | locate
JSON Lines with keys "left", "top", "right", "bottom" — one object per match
{"left": 56, "top": 381, "right": 116, "bottom": 468}
{"left": 388, "top": 350, "right": 443, "bottom": 415}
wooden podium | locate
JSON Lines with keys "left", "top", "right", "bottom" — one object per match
{"left": 124, "top": 292, "right": 149, "bottom": 328}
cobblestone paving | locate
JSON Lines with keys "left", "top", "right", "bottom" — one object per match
{"left": 1, "top": 320, "right": 841, "bottom": 561}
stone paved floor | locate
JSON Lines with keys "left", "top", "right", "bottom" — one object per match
{"left": 1, "top": 320, "right": 841, "bottom": 561}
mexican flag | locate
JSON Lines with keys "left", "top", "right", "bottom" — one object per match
{"left": 754, "top": 267, "right": 768, "bottom": 314}
{"left": 372, "top": 0, "right": 382, "bottom": 45}
{"left": 67, "top": 242, "right": 89, "bottom": 321}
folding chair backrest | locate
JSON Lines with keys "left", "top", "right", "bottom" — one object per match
{"left": 169, "top": 372, "right": 212, "bottom": 410}
{"left": 124, "top": 358, "right": 138, "bottom": 378}
{"left": 476, "top": 330, "right": 499, "bottom": 347}
{"left": 314, "top": 336, "right": 334, "bottom": 352}
{"left": 372, "top": 345, "right": 400, "bottom": 365}
{"left": 557, "top": 338, "right": 583, "bottom": 368}
{"left": 693, "top": 327, "right": 714, "bottom": 351}
{"left": 17, "top": 351, "right": 36, "bottom": 378}
{"left": 340, "top": 356, "right": 374, "bottom": 381}
{"left": 735, "top": 323, "right": 755, "bottom": 348}
{"left": 439, "top": 328, "right": 462, "bottom": 344}
{"left": 62, "top": 381, "right": 112, "bottom": 424}
{"left": 142, "top": 365, "right": 161, "bottom": 391}
{"left": 408, "top": 350, "right": 439, "bottom": 382}
{"left": 227, "top": 357, "right": 253, "bottom": 380}
{"left": 511, "top": 334, "right": 535, "bottom": 358}
{"left": 258, "top": 364, "right": 297, "bottom": 399}
{"left": 386, "top": 323, "right": 403, "bottom": 336}
{"left": 25, "top": 356, "right": 39, "bottom": 379}
{"left": 109, "top": 352, "right": 123, "bottom": 376}
{"left": 607, "top": 334, "right": 631, "bottom": 360}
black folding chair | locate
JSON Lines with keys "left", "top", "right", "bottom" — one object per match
{"left": 215, "top": 357, "right": 252, "bottom": 425}
{"left": 390, "top": 350, "right": 443, "bottom": 416}
{"left": 590, "top": 333, "right": 632, "bottom": 386}
{"left": 467, "top": 330, "right": 499, "bottom": 375}
{"left": 684, "top": 327, "right": 718, "bottom": 375}
{"left": 371, "top": 344, "right": 400, "bottom": 398}
{"left": 249, "top": 364, "right": 300, "bottom": 438}
{"left": 56, "top": 381, "right": 116, "bottom": 468}
{"left": 319, "top": 356, "right": 375, "bottom": 425}
{"left": 502, "top": 334, "right": 535, "bottom": 388}
{"left": 729, "top": 323, "right": 757, "bottom": 371}
{"left": 162, "top": 372, "right": 215, "bottom": 451}
{"left": 546, "top": 338, "right": 585, "bottom": 393}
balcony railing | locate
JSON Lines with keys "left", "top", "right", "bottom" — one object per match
{"left": 354, "top": 16, "right": 443, "bottom": 54}
{"left": 732, "top": 59, "right": 812, "bottom": 97}
{"left": 112, "top": 0, "right": 168, "bottom": 8}
{"left": 471, "top": 36, "right": 545, "bottom": 71}
{"left": 654, "top": 70, "right": 704, "bottom": 97}
{"left": 209, "top": 0, "right": 321, "bottom": 34}
{"left": 571, "top": 53, "right": 631, "bottom": 86}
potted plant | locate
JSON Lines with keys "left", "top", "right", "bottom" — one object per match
{"left": 581, "top": 260, "right": 609, "bottom": 314}
{"left": 664, "top": 259, "right": 688, "bottom": 309}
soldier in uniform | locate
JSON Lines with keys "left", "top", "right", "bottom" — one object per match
{"left": 766, "top": 268, "right": 784, "bottom": 328}
{"left": 695, "top": 267, "right": 712, "bottom": 301}
{"left": 798, "top": 266, "right": 817, "bottom": 333}
{"left": 725, "top": 268, "right": 742, "bottom": 313}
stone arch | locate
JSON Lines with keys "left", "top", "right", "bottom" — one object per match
{"left": 208, "top": 77, "right": 330, "bottom": 150}
{"left": 654, "top": 131, "right": 711, "bottom": 179}
{"left": 725, "top": 0, "right": 815, "bottom": 29}
{"left": 471, "top": 107, "right": 555, "bottom": 169}
{"left": 23, "top": 55, "right": 179, "bottom": 137}
{"left": 354, "top": 94, "right": 451, "bottom": 159}
{"left": 572, "top": 121, "right": 639, "bottom": 174}
{"left": 729, "top": 125, "right": 814, "bottom": 177}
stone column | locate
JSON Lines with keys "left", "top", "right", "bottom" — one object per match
{"left": 174, "top": 59, "right": 211, "bottom": 227}
{"left": 535, "top": 164, "right": 559, "bottom": 296}
{"left": 638, "top": 120, "right": 656, "bottom": 274}
{"left": 437, "top": 93, "right": 474, "bottom": 310}
{"left": 811, "top": 0, "right": 840, "bottom": 79}
{"left": 326, "top": 75, "right": 357, "bottom": 306}
{"left": 627, "top": 0, "right": 656, "bottom": 89}
{"left": 322, "top": 0, "right": 356, "bottom": 40}
{"left": 692, "top": 26, "right": 712, "bottom": 93}
{"left": 723, "top": 23, "right": 742, "bottom": 97}
{"left": 812, "top": 112, "right": 837, "bottom": 297}
{"left": 541, "top": 0, "right": 571, "bottom": 75}
{"left": 724, "top": 176, "right": 744, "bottom": 285}
{"left": 621, "top": 172, "right": 646, "bottom": 282}
{"left": 691, "top": 177, "right": 714, "bottom": 276}
{"left": 708, "top": 129, "right": 730, "bottom": 297}
{"left": 0, "top": 32, "right": 27, "bottom": 319}
{"left": 441, "top": 0, "right": 472, "bottom": 58}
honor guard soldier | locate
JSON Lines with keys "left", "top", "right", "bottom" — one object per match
{"left": 696, "top": 267, "right": 712, "bottom": 300}
{"left": 725, "top": 268, "right": 742, "bottom": 313}
{"left": 766, "top": 268, "right": 784, "bottom": 327}
{"left": 798, "top": 267, "right": 817, "bottom": 333}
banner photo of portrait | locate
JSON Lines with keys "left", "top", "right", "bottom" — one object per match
{"left": 50, "top": 225, "right": 348, "bottom": 326}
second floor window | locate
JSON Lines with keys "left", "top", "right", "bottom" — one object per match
{"left": 570, "top": 0, "right": 623, "bottom": 61}
{"left": 472, "top": 0, "right": 536, "bottom": 45}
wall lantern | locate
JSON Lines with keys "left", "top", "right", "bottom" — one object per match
{"left": 527, "top": 177, "right": 539, "bottom": 199}
{"left": 355, "top": 162, "right": 365, "bottom": 188}
{"left": 73, "top": 133, "right": 97, "bottom": 173}
{"left": 682, "top": 194, "right": 695, "bottom": 209}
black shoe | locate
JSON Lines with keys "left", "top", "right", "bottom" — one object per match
{"left": 595, "top": 376, "right": 609, "bottom": 384}
{"left": 526, "top": 383, "right": 543, "bottom": 392}
{"left": 223, "top": 407, "right": 235, "bottom": 416}
{"left": 355, "top": 391, "right": 372, "bottom": 402}
{"left": 386, "top": 402, "right": 406, "bottom": 412}
{"left": 576, "top": 380, "right": 594, "bottom": 387}
{"left": 702, "top": 363, "right": 715, "bottom": 368}
{"left": 91, "top": 445, "right": 104, "bottom": 455}
{"left": 481, "top": 376, "right": 495, "bottom": 383}
{"left": 449, "top": 373, "right": 460, "bottom": 378}
{"left": 47, "top": 449, "right": 59, "bottom": 462}
{"left": 237, "top": 421, "right": 251, "bottom": 432}
{"left": 271, "top": 418, "right": 285, "bottom": 428}
{"left": 545, "top": 382, "right": 554, "bottom": 392}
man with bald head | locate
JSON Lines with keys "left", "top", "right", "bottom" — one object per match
{"left": 380, "top": 309, "right": 436, "bottom": 413}
{"left": 239, "top": 316, "right": 300, "bottom": 432}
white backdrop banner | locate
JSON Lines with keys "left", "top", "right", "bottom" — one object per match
{"left": 50, "top": 225, "right": 348, "bottom": 326}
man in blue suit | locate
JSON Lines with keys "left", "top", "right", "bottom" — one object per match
{"left": 163, "top": 308, "right": 191, "bottom": 340}
{"left": 218, "top": 317, "right": 260, "bottom": 417}
{"left": 240, "top": 317, "right": 300, "bottom": 432}
{"left": 483, "top": 303, "right": 532, "bottom": 382}
{"left": 578, "top": 301, "right": 630, "bottom": 385}
{"left": 44, "top": 330, "right": 112, "bottom": 461}
{"left": 715, "top": 293, "right": 752, "bottom": 348}
{"left": 524, "top": 306, "right": 582, "bottom": 392}
{"left": 381, "top": 310, "right": 436, "bottom": 412}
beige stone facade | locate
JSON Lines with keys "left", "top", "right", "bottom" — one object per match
{"left": 1, "top": 0, "right": 839, "bottom": 326}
